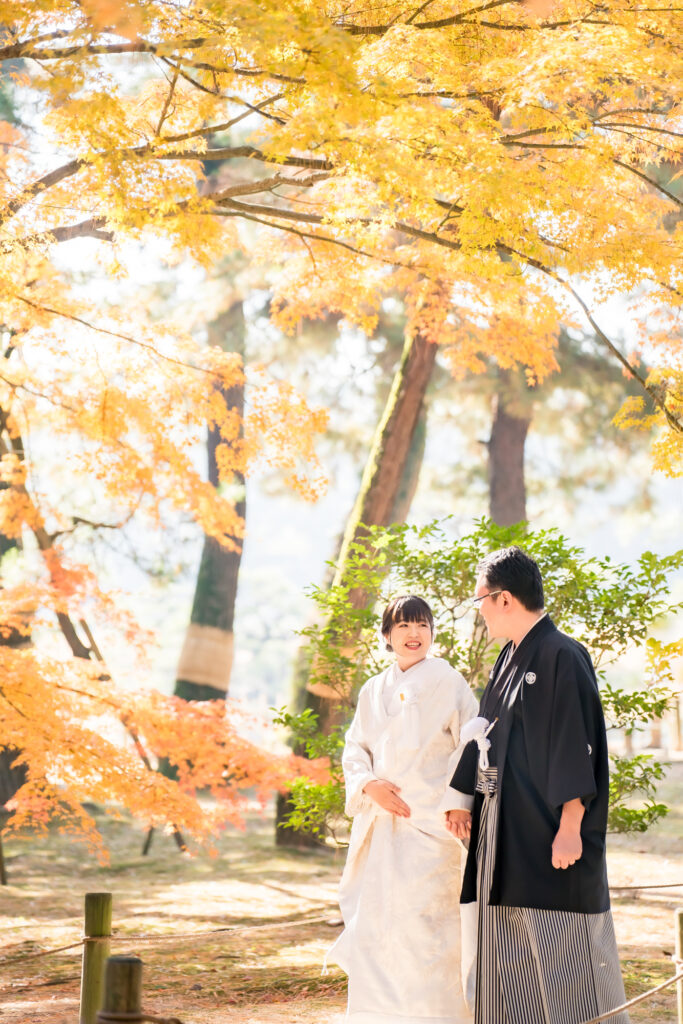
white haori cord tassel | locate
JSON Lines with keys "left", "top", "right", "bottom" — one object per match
{"left": 460, "top": 716, "right": 497, "bottom": 770}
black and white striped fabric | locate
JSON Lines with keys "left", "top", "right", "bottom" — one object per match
{"left": 474, "top": 767, "right": 629, "bottom": 1024}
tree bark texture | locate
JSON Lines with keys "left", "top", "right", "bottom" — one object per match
{"left": 174, "top": 301, "right": 246, "bottom": 701}
{"left": 332, "top": 326, "right": 438, "bottom": 594}
{"left": 0, "top": 437, "right": 29, "bottom": 807}
{"left": 488, "top": 369, "right": 532, "bottom": 526}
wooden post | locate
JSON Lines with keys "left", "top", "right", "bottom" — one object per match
{"left": 0, "top": 831, "right": 7, "bottom": 886}
{"left": 676, "top": 907, "right": 683, "bottom": 1024}
{"left": 97, "top": 956, "right": 143, "bottom": 1024}
{"left": 0, "top": 808, "right": 9, "bottom": 885}
{"left": 80, "top": 892, "right": 112, "bottom": 1024}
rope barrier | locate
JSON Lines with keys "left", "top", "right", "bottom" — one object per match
{"left": 4, "top": 901, "right": 683, "bottom": 1024}
{"left": 0, "top": 914, "right": 334, "bottom": 966}
{"left": 97, "top": 1016, "right": 184, "bottom": 1024}
{"left": 577, "top": 962, "right": 683, "bottom": 1024}
{"left": 2, "top": 940, "right": 86, "bottom": 962}
{"left": 609, "top": 881, "right": 683, "bottom": 890}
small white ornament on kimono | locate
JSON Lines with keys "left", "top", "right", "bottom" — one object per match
{"left": 525, "top": 671, "right": 536, "bottom": 685}
{"left": 460, "top": 715, "right": 497, "bottom": 770}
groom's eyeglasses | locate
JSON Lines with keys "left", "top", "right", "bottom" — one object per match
{"left": 471, "top": 590, "right": 502, "bottom": 605}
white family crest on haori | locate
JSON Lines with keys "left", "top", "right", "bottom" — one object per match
{"left": 525, "top": 671, "right": 536, "bottom": 685}
{"left": 460, "top": 716, "right": 497, "bottom": 771}
{"left": 327, "top": 656, "right": 478, "bottom": 1023}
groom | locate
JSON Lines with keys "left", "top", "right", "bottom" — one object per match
{"left": 445, "top": 546, "right": 629, "bottom": 1024}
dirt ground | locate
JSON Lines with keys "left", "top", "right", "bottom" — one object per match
{"left": 1, "top": 761, "right": 682, "bottom": 1024}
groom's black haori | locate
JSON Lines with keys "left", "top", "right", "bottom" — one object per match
{"left": 453, "top": 615, "right": 610, "bottom": 912}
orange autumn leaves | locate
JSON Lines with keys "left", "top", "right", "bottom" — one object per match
{"left": 0, "top": 295, "right": 329, "bottom": 853}
{"left": 0, "top": 642, "right": 328, "bottom": 860}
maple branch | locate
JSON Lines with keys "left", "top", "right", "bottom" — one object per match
{"left": 155, "top": 66, "right": 180, "bottom": 137}
{"left": 44, "top": 219, "right": 114, "bottom": 244}
{"left": 1, "top": 158, "right": 86, "bottom": 222}
{"left": 1, "top": 141, "right": 331, "bottom": 225}
{"left": 0, "top": 467, "right": 96, "bottom": 661}
{"left": 0, "top": 34, "right": 307, "bottom": 88}
{"left": 159, "top": 56, "right": 220, "bottom": 96}
{"left": 0, "top": 372, "right": 79, "bottom": 413}
{"left": 598, "top": 120, "right": 683, "bottom": 141}
{"left": 502, "top": 139, "right": 585, "bottom": 150}
{"left": 51, "top": 513, "right": 137, "bottom": 539}
{"left": 558, "top": 285, "right": 682, "bottom": 434}
{"left": 159, "top": 61, "right": 288, "bottom": 125}
{"left": 339, "top": 0, "right": 523, "bottom": 33}
{"left": 501, "top": 135, "right": 683, "bottom": 208}
{"left": 498, "top": 257, "right": 683, "bottom": 433}
{"left": 214, "top": 196, "right": 681, "bottom": 431}
{"left": 405, "top": 1, "right": 439, "bottom": 24}
{"left": 613, "top": 160, "right": 683, "bottom": 210}
{"left": 0, "top": 686, "right": 28, "bottom": 719}
{"left": 14, "top": 296, "right": 220, "bottom": 377}
{"left": 213, "top": 207, "right": 414, "bottom": 270}
{"left": 0, "top": 36, "right": 213, "bottom": 62}
{"left": 213, "top": 195, "right": 473, "bottom": 257}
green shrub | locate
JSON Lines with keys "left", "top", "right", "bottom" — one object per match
{"left": 275, "top": 518, "right": 682, "bottom": 840}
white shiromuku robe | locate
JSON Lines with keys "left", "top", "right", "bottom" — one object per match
{"left": 327, "top": 656, "right": 478, "bottom": 1024}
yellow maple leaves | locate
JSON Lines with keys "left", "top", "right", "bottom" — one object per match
{"left": 1, "top": 0, "right": 683, "bottom": 850}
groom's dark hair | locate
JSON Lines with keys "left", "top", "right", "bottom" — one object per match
{"left": 477, "top": 546, "right": 544, "bottom": 611}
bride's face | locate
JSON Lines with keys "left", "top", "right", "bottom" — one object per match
{"left": 386, "top": 618, "right": 432, "bottom": 670}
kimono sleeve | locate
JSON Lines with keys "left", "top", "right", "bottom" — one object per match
{"left": 439, "top": 671, "right": 479, "bottom": 813}
{"left": 546, "top": 646, "right": 601, "bottom": 811}
{"left": 342, "top": 683, "right": 379, "bottom": 816}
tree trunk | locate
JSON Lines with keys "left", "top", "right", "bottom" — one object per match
{"left": 0, "top": 414, "right": 30, "bottom": 880}
{"left": 488, "top": 369, "right": 532, "bottom": 526}
{"left": 671, "top": 699, "right": 682, "bottom": 751}
{"left": 275, "top": 326, "right": 436, "bottom": 847}
{"left": 174, "top": 301, "right": 246, "bottom": 702}
{"left": 332, "top": 326, "right": 438, "bottom": 594}
{"left": 648, "top": 718, "right": 663, "bottom": 749}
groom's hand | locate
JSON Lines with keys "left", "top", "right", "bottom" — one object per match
{"left": 552, "top": 828, "right": 583, "bottom": 869}
{"left": 445, "top": 808, "right": 472, "bottom": 839}
{"left": 552, "top": 797, "right": 585, "bottom": 869}
{"left": 364, "top": 779, "right": 411, "bottom": 817}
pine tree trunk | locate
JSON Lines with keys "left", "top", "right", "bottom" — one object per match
{"left": 275, "top": 328, "right": 435, "bottom": 847}
{"left": 332, "top": 326, "right": 437, "bottom": 595}
{"left": 488, "top": 369, "right": 532, "bottom": 526}
{"left": 174, "top": 302, "right": 246, "bottom": 702}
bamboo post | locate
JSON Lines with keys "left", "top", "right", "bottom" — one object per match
{"left": 97, "top": 956, "right": 143, "bottom": 1024}
{"left": 676, "top": 908, "right": 683, "bottom": 1024}
{"left": 80, "top": 892, "right": 112, "bottom": 1024}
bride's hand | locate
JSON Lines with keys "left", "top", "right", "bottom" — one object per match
{"left": 363, "top": 780, "right": 411, "bottom": 817}
{"left": 445, "top": 809, "right": 472, "bottom": 839}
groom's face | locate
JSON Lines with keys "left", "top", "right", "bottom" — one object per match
{"left": 474, "top": 573, "right": 505, "bottom": 639}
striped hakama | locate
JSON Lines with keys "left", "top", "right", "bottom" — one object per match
{"left": 474, "top": 767, "right": 629, "bottom": 1024}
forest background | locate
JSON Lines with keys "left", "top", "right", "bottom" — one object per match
{"left": 1, "top": 0, "right": 683, "bottom": 1019}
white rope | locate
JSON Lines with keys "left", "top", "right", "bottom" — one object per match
{"left": 577, "top": 964, "right": 683, "bottom": 1024}
{"left": 0, "top": 914, "right": 333, "bottom": 965}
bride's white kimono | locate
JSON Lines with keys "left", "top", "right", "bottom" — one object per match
{"left": 328, "top": 656, "right": 478, "bottom": 1024}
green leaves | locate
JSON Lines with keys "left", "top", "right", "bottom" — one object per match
{"left": 284, "top": 517, "right": 681, "bottom": 838}
{"left": 608, "top": 754, "right": 669, "bottom": 834}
